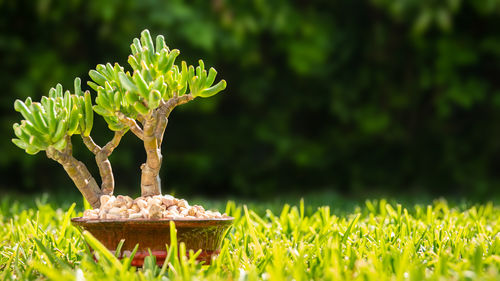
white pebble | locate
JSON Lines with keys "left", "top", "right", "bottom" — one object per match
{"left": 140, "top": 208, "right": 150, "bottom": 219}
{"left": 177, "top": 199, "right": 189, "bottom": 208}
{"left": 161, "top": 197, "right": 174, "bottom": 207}
{"left": 136, "top": 199, "right": 147, "bottom": 210}
{"left": 129, "top": 213, "right": 143, "bottom": 219}
{"left": 100, "top": 195, "right": 111, "bottom": 206}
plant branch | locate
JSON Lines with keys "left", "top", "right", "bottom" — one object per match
{"left": 155, "top": 94, "right": 194, "bottom": 146}
{"left": 81, "top": 131, "right": 125, "bottom": 196}
{"left": 116, "top": 112, "right": 144, "bottom": 140}
{"left": 82, "top": 135, "right": 101, "bottom": 155}
{"left": 137, "top": 114, "right": 146, "bottom": 126}
{"left": 46, "top": 145, "right": 101, "bottom": 208}
{"left": 63, "top": 135, "right": 73, "bottom": 155}
{"left": 102, "top": 130, "right": 125, "bottom": 157}
{"left": 155, "top": 116, "right": 168, "bottom": 146}
{"left": 157, "top": 94, "right": 195, "bottom": 119}
{"left": 96, "top": 130, "right": 125, "bottom": 195}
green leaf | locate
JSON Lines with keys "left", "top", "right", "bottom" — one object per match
{"left": 125, "top": 91, "right": 141, "bottom": 105}
{"left": 23, "top": 120, "right": 49, "bottom": 142}
{"left": 157, "top": 49, "right": 169, "bottom": 71}
{"left": 83, "top": 91, "right": 94, "bottom": 136}
{"left": 47, "top": 98, "right": 56, "bottom": 134}
{"left": 132, "top": 71, "right": 149, "bottom": 99}
{"left": 148, "top": 90, "right": 161, "bottom": 110}
{"left": 141, "top": 29, "right": 155, "bottom": 56}
{"left": 113, "top": 90, "right": 122, "bottom": 110}
{"left": 56, "top": 83, "right": 63, "bottom": 98}
{"left": 104, "top": 116, "right": 125, "bottom": 131}
{"left": 33, "top": 239, "right": 57, "bottom": 266}
{"left": 118, "top": 72, "right": 138, "bottom": 93}
{"left": 163, "top": 49, "right": 180, "bottom": 72}
{"left": 156, "top": 35, "right": 167, "bottom": 51}
{"left": 67, "top": 105, "right": 81, "bottom": 135}
{"left": 69, "top": 96, "right": 82, "bottom": 131}
{"left": 53, "top": 136, "right": 67, "bottom": 151}
{"left": 28, "top": 134, "right": 49, "bottom": 150}
{"left": 12, "top": 138, "right": 27, "bottom": 150}
{"left": 130, "top": 43, "right": 138, "bottom": 56}
{"left": 133, "top": 38, "right": 142, "bottom": 55}
{"left": 14, "top": 99, "right": 36, "bottom": 125}
{"left": 114, "top": 239, "right": 125, "bottom": 258}
{"left": 13, "top": 123, "right": 29, "bottom": 142}
{"left": 196, "top": 59, "right": 205, "bottom": 76}
{"left": 96, "top": 89, "right": 113, "bottom": 111}
{"left": 63, "top": 90, "right": 72, "bottom": 111}
{"left": 198, "top": 70, "right": 207, "bottom": 89}
{"left": 142, "top": 47, "right": 153, "bottom": 66}
{"left": 49, "top": 88, "right": 57, "bottom": 98}
{"left": 41, "top": 96, "right": 49, "bottom": 108}
{"left": 25, "top": 146, "right": 40, "bottom": 155}
{"left": 122, "top": 244, "right": 139, "bottom": 270}
{"left": 112, "top": 63, "right": 123, "bottom": 81}
{"left": 82, "top": 230, "right": 123, "bottom": 269}
{"left": 104, "top": 63, "right": 114, "bottom": 79}
{"left": 341, "top": 214, "right": 360, "bottom": 244}
{"left": 133, "top": 101, "right": 149, "bottom": 115}
{"left": 198, "top": 80, "right": 227, "bottom": 98}
{"left": 30, "top": 103, "right": 49, "bottom": 130}
{"left": 74, "top": 77, "right": 82, "bottom": 96}
{"left": 51, "top": 118, "right": 67, "bottom": 143}
{"left": 93, "top": 105, "right": 110, "bottom": 116}
{"left": 151, "top": 76, "right": 165, "bottom": 93}
{"left": 89, "top": 70, "right": 107, "bottom": 86}
{"left": 205, "top": 68, "right": 217, "bottom": 87}
{"left": 87, "top": 81, "right": 99, "bottom": 92}
{"left": 128, "top": 55, "right": 140, "bottom": 71}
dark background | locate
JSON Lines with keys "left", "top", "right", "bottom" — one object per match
{"left": 1, "top": 0, "right": 500, "bottom": 199}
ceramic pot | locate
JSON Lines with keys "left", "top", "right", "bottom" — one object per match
{"left": 71, "top": 217, "right": 234, "bottom": 266}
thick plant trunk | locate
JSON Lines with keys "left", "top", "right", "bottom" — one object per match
{"left": 82, "top": 132, "right": 124, "bottom": 196}
{"left": 46, "top": 147, "right": 102, "bottom": 208}
{"left": 140, "top": 116, "right": 162, "bottom": 196}
{"left": 62, "top": 160, "right": 102, "bottom": 208}
{"left": 136, "top": 94, "right": 195, "bottom": 197}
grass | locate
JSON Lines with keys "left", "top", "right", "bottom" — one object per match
{"left": 0, "top": 194, "right": 499, "bottom": 280}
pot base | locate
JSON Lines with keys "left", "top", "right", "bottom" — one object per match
{"left": 71, "top": 217, "right": 233, "bottom": 267}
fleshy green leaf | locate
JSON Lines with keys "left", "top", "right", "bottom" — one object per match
{"left": 118, "top": 72, "right": 138, "bottom": 93}
{"left": 89, "top": 70, "right": 107, "bottom": 86}
{"left": 83, "top": 91, "right": 94, "bottom": 136}
{"left": 197, "top": 80, "right": 227, "bottom": 98}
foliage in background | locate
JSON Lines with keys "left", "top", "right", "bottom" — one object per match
{"left": 1, "top": 0, "right": 500, "bottom": 197}
{"left": 1, "top": 197, "right": 500, "bottom": 280}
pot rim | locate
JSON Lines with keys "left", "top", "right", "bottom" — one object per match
{"left": 71, "top": 216, "right": 234, "bottom": 226}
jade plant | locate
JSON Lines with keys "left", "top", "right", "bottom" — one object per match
{"left": 12, "top": 30, "right": 226, "bottom": 211}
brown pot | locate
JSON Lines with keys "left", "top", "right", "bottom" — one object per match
{"left": 71, "top": 217, "right": 234, "bottom": 266}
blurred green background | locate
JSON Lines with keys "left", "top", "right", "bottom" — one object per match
{"left": 1, "top": 0, "right": 500, "bottom": 199}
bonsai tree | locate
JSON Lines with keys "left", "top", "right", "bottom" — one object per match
{"left": 12, "top": 30, "right": 226, "bottom": 210}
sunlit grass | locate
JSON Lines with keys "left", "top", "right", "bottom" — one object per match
{"left": 1, "top": 197, "right": 499, "bottom": 280}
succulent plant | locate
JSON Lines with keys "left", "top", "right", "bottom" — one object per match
{"left": 12, "top": 29, "right": 226, "bottom": 208}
